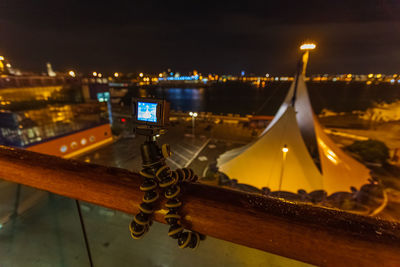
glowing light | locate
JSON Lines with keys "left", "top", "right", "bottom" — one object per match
{"left": 376, "top": 74, "right": 382, "bottom": 78}
{"left": 193, "top": 112, "right": 198, "bottom": 117}
{"left": 300, "top": 43, "right": 316, "bottom": 50}
{"left": 391, "top": 79, "right": 395, "bottom": 84}
{"left": 318, "top": 139, "right": 338, "bottom": 165}
{"left": 368, "top": 74, "right": 373, "bottom": 78}
{"left": 265, "top": 73, "right": 270, "bottom": 78}
{"left": 98, "top": 73, "right": 102, "bottom": 78}
{"left": 0, "top": 56, "right": 4, "bottom": 61}
{"left": 6, "top": 63, "right": 11, "bottom": 68}
{"left": 327, "top": 154, "right": 337, "bottom": 164}
{"left": 68, "top": 70, "right": 76, "bottom": 77}
{"left": 70, "top": 141, "right": 78, "bottom": 149}
{"left": 121, "top": 118, "right": 126, "bottom": 123}
{"left": 346, "top": 74, "right": 352, "bottom": 78}
{"left": 139, "top": 73, "right": 144, "bottom": 77}
{"left": 81, "top": 138, "right": 87, "bottom": 145}
{"left": 189, "top": 112, "right": 193, "bottom": 116}
{"left": 282, "top": 146, "right": 289, "bottom": 153}
{"left": 93, "top": 72, "right": 97, "bottom": 77}
{"left": 60, "top": 145, "right": 68, "bottom": 153}
{"left": 159, "top": 73, "right": 163, "bottom": 78}
{"left": 114, "top": 72, "right": 119, "bottom": 77}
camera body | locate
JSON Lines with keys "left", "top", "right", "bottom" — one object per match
{"left": 132, "top": 97, "right": 170, "bottom": 136}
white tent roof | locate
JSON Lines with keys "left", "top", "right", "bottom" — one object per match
{"left": 217, "top": 75, "right": 370, "bottom": 194}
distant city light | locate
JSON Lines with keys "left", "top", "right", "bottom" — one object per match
{"left": 98, "top": 73, "right": 102, "bottom": 78}
{"left": 68, "top": 70, "right": 76, "bottom": 77}
{"left": 93, "top": 72, "right": 97, "bottom": 77}
{"left": 114, "top": 72, "right": 119, "bottom": 77}
{"left": 6, "top": 63, "right": 11, "bottom": 68}
{"left": 241, "top": 71, "right": 245, "bottom": 76}
{"left": 265, "top": 74, "right": 270, "bottom": 77}
{"left": 300, "top": 43, "right": 316, "bottom": 50}
{"left": 368, "top": 74, "right": 373, "bottom": 78}
{"left": 0, "top": 56, "right": 4, "bottom": 61}
{"left": 159, "top": 73, "right": 163, "bottom": 78}
{"left": 139, "top": 72, "right": 144, "bottom": 77}
{"left": 158, "top": 75, "right": 199, "bottom": 81}
{"left": 376, "top": 74, "right": 382, "bottom": 78}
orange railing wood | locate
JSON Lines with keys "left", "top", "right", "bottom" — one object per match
{"left": 0, "top": 145, "right": 399, "bottom": 266}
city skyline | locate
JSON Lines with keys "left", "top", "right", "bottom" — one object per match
{"left": 1, "top": 1, "right": 400, "bottom": 74}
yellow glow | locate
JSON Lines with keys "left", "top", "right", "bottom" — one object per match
{"left": 93, "top": 72, "right": 97, "bottom": 77}
{"left": 318, "top": 139, "right": 338, "bottom": 165}
{"left": 98, "top": 73, "right": 102, "bottom": 78}
{"left": 282, "top": 147, "right": 289, "bottom": 153}
{"left": 376, "top": 74, "right": 382, "bottom": 78}
{"left": 159, "top": 73, "right": 163, "bottom": 78}
{"left": 366, "top": 80, "right": 372, "bottom": 85}
{"left": 368, "top": 73, "right": 373, "bottom": 78}
{"left": 114, "top": 72, "right": 119, "bottom": 77}
{"left": 139, "top": 72, "right": 144, "bottom": 77}
{"left": 68, "top": 70, "right": 76, "bottom": 77}
{"left": 6, "top": 63, "right": 11, "bottom": 68}
{"left": 0, "top": 56, "right": 4, "bottom": 61}
{"left": 347, "top": 74, "right": 352, "bottom": 78}
{"left": 300, "top": 43, "right": 316, "bottom": 50}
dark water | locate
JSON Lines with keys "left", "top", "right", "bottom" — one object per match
{"left": 124, "top": 82, "right": 400, "bottom": 115}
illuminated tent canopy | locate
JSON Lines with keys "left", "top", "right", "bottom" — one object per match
{"left": 217, "top": 75, "right": 370, "bottom": 194}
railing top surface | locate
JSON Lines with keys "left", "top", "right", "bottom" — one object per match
{"left": 0, "top": 145, "right": 399, "bottom": 266}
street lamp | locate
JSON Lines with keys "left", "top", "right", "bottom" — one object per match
{"left": 93, "top": 72, "right": 97, "bottom": 77}
{"left": 68, "top": 70, "right": 76, "bottom": 77}
{"left": 114, "top": 72, "right": 119, "bottom": 78}
{"left": 299, "top": 42, "right": 316, "bottom": 76}
{"left": 139, "top": 72, "right": 144, "bottom": 78}
{"left": 189, "top": 111, "right": 198, "bottom": 136}
{"left": 300, "top": 43, "right": 316, "bottom": 51}
{"left": 278, "top": 145, "right": 289, "bottom": 193}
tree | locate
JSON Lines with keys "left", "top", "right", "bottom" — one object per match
{"left": 346, "top": 139, "right": 389, "bottom": 164}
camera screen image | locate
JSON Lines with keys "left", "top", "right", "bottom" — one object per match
{"left": 137, "top": 102, "right": 158, "bottom": 123}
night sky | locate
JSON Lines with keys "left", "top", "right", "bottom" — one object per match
{"left": 1, "top": 0, "right": 400, "bottom": 75}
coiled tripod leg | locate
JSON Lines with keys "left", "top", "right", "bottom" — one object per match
{"left": 130, "top": 140, "right": 163, "bottom": 239}
{"left": 129, "top": 168, "right": 158, "bottom": 239}
{"left": 158, "top": 166, "right": 204, "bottom": 249}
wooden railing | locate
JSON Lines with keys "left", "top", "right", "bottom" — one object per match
{"left": 0, "top": 145, "right": 399, "bottom": 266}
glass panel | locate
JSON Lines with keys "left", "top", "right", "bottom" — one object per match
{"left": 0, "top": 181, "right": 90, "bottom": 266}
{"left": 79, "top": 202, "right": 311, "bottom": 267}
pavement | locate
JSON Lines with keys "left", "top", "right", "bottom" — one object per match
{"left": 0, "top": 120, "right": 310, "bottom": 267}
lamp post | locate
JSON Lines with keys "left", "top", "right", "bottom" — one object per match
{"left": 189, "top": 111, "right": 198, "bottom": 137}
{"left": 299, "top": 42, "right": 316, "bottom": 76}
{"left": 291, "top": 42, "right": 316, "bottom": 107}
{"left": 278, "top": 145, "right": 289, "bottom": 195}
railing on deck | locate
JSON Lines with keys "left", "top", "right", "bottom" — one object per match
{"left": 0, "top": 145, "right": 399, "bottom": 266}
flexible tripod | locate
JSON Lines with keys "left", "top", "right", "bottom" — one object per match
{"left": 129, "top": 135, "right": 205, "bottom": 249}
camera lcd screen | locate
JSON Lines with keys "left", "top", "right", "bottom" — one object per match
{"left": 137, "top": 102, "right": 158, "bottom": 123}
